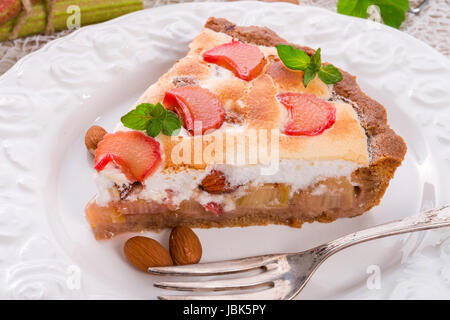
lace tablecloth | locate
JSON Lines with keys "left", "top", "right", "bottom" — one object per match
{"left": 0, "top": 0, "right": 448, "bottom": 76}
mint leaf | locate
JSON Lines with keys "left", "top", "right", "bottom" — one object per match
{"left": 121, "top": 103, "right": 153, "bottom": 130}
{"left": 162, "top": 110, "right": 182, "bottom": 136}
{"left": 151, "top": 102, "right": 166, "bottom": 118}
{"left": 276, "top": 45, "right": 342, "bottom": 87}
{"left": 121, "top": 102, "right": 181, "bottom": 137}
{"left": 337, "top": 0, "right": 409, "bottom": 29}
{"left": 303, "top": 49, "right": 321, "bottom": 87}
{"left": 146, "top": 118, "right": 162, "bottom": 137}
{"left": 311, "top": 48, "right": 322, "bottom": 69}
{"left": 318, "top": 65, "right": 343, "bottom": 84}
{"left": 303, "top": 64, "right": 318, "bottom": 87}
{"left": 276, "top": 44, "right": 311, "bottom": 70}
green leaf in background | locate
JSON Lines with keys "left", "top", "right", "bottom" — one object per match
{"left": 276, "top": 44, "right": 311, "bottom": 70}
{"left": 318, "top": 64, "right": 343, "bottom": 84}
{"left": 337, "top": 0, "right": 409, "bottom": 29}
{"left": 337, "top": 0, "right": 371, "bottom": 18}
{"left": 375, "top": 0, "right": 409, "bottom": 29}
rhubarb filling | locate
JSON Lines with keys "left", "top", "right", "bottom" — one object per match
{"left": 85, "top": 173, "right": 372, "bottom": 239}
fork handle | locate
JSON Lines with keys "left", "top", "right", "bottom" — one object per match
{"left": 319, "top": 204, "right": 450, "bottom": 258}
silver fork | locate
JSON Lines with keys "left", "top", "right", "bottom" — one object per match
{"left": 148, "top": 204, "right": 450, "bottom": 300}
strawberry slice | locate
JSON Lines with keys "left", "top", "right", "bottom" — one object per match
{"left": 163, "top": 86, "right": 225, "bottom": 135}
{"left": 203, "top": 40, "right": 266, "bottom": 81}
{"left": 94, "top": 131, "right": 162, "bottom": 182}
{"left": 277, "top": 93, "right": 336, "bottom": 136}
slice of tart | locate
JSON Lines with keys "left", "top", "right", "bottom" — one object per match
{"left": 85, "top": 17, "right": 406, "bottom": 240}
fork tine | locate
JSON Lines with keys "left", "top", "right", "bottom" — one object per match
{"left": 154, "top": 270, "right": 281, "bottom": 292}
{"left": 148, "top": 254, "right": 280, "bottom": 276}
{"left": 158, "top": 286, "right": 286, "bottom": 300}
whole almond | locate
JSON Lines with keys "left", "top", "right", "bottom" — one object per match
{"left": 85, "top": 125, "right": 107, "bottom": 155}
{"left": 169, "top": 227, "right": 202, "bottom": 265}
{"left": 200, "top": 170, "right": 238, "bottom": 194}
{"left": 124, "top": 236, "right": 173, "bottom": 272}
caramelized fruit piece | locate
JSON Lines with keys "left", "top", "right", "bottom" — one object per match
{"left": 94, "top": 131, "right": 162, "bottom": 182}
{"left": 85, "top": 199, "right": 120, "bottom": 227}
{"left": 293, "top": 178, "right": 355, "bottom": 211}
{"left": 277, "top": 93, "right": 336, "bottom": 136}
{"left": 203, "top": 40, "right": 266, "bottom": 81}
{"left": 114, "top": 199, "right": 168, "bottom": 215}
{"left": 163, "top": 86, "right": 225, "bottom": 135}
{"left": 237, "top": 184, "right": 291, "bottom": 208}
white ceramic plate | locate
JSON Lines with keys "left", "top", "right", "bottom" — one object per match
{"left": 0, "top": 2, "right": 449, "bottom": 300}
